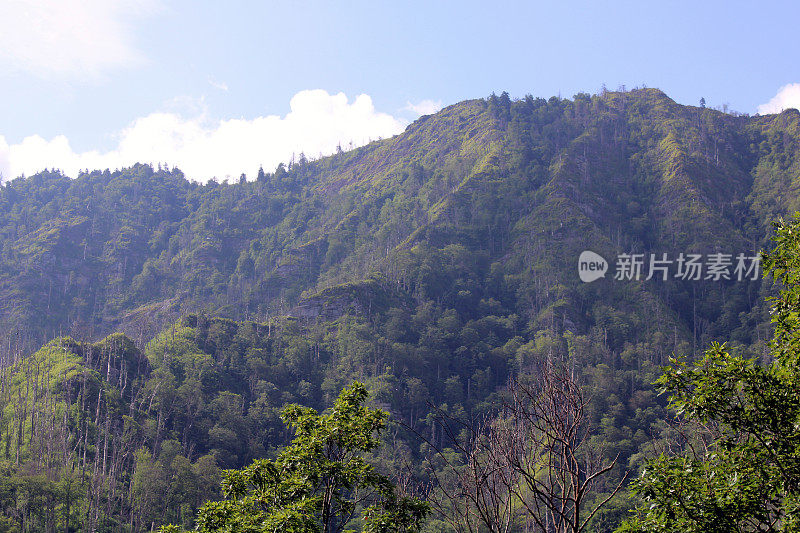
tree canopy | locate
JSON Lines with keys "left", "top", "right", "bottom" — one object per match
{"left": 161, "top": 382, "right": 428, "bottom": 533}
{"left": 619, "top": 215, "right": 800, "bottom": 531}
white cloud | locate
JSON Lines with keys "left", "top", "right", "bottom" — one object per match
{"left": 0, "top": 0, "right": 159, "bottom": 78}
{"left": 757, "top": 83, "right": 800, "bottom": 115}
{"left": 208, "top": 77, "right": 229, "bottom": 92}
{"left": 405, "top": 99, "right": 443, "bottom": 116}
{"left": 0, "top": 90, "right": 409, "bottom": 182}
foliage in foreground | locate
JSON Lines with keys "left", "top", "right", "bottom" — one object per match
{"left": 160, "top": 381, "right": 429, "bottom": 533}
{"left": 618, "top": 216, "right": 800, "bottom": 532}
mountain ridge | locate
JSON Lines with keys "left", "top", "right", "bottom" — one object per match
{"left": 0, "top": 88, "right": 796, "bottom": 356}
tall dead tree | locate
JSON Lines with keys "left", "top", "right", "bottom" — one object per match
{"left": 424, "top": 362, "right": 626, "bottom": 533}
{"left": 500, "top": 364, "right": 627, "bottom": 533}
{"left": 422, "top": 409, "right": 518, "bottom": 533}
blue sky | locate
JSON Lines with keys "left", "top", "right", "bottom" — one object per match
{"left": 1, "top": 0, "right": 799, "bottom": 182}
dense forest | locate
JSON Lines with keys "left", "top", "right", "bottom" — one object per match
{"left": 0, "top": 88, "right": 799, "bottom": 531}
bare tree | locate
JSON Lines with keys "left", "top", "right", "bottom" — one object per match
{"left": 421, "top": 408, "right": 518, "bottom": 533}
{"left": 423, "top": 362, "right": 626, "bottom": 533}
{"left": 500, "top": 363, "right": 627, "bottom": 533}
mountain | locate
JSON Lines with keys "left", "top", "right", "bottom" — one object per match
{"left": 0, "top": 88, "right": 799, "bottom": 530}
{"left": 1, "top": 89, "right": 797, "bottom": 355}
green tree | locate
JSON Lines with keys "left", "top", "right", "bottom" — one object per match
{"left": 162, "top": 382, "right": 428, "bottom": 532}
{"left": 618, "top": 216, "right": 800, "bottom": 532}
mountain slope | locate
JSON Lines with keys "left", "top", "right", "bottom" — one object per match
{"left": 2, "top": 89, "right": 797, "bottom": 359}
{"left": 1, "top": 88, "right": 800, "bottom": 530}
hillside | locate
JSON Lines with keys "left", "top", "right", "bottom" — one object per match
{"left": 1, "top": 90, "right": 797, "bottom": 355}
{"left": 1, "top": 88, "right": 799, "bottom": 530}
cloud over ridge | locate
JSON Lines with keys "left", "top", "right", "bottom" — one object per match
{"left": 0, "top": 90, "right": 410, "bottom": 182}
{"left": 758, "top": 83, "right": 800, "bottom": 115}
{"left": 405, "top": 100, "right": 443, "bottom": 116}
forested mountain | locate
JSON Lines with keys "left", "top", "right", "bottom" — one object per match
{"left": 1, "top": 88, "right": 799, "bottom": 531}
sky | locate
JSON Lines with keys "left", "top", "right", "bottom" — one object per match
{"left": 1, "top": 0, "right": 799, "bottom": 183}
